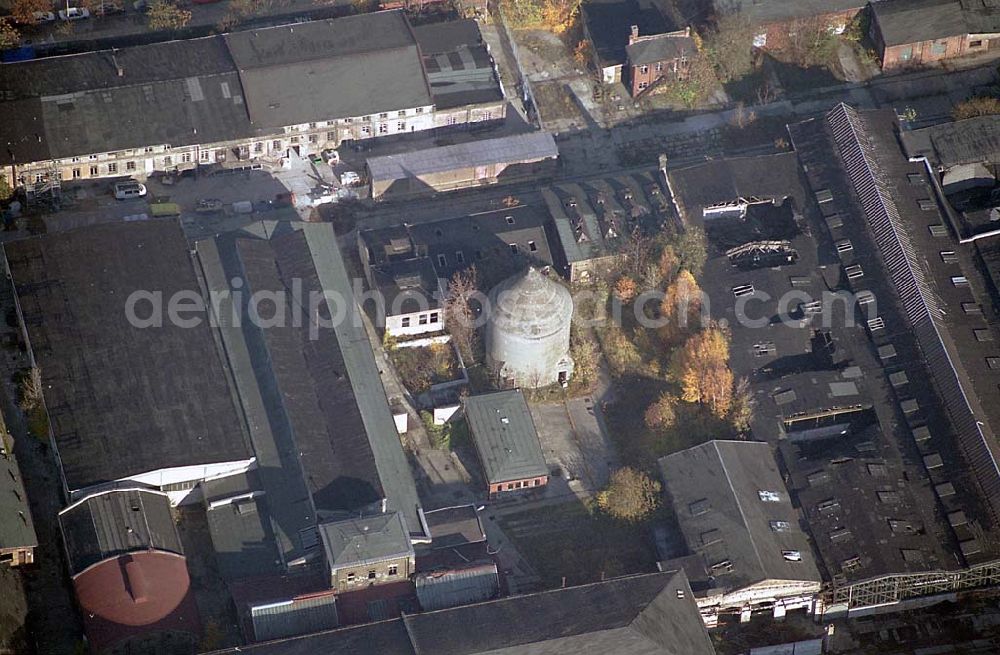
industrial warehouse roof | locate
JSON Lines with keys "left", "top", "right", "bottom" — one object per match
{"left": 4, "top": 221, "right": 252, "bottom": 494}
{"left": 787, "top": 105, "right": 1000, "bottom": 563}
{"left": 464, "top": 389, "right": 548, "bottom": 485}
{"left": 224, "top": 12, "right": 433, "bottom": 128}
{"left": 207, "top": 570, "right": 714, "bottom": 655}
{"left": 196, "top": 222, "right": 424, "bottom": 566}
{"left": 415, "top": 561, "right": 499, "bottom": 611}
{"left": 902, "top": 115, "right": 1000, "bottom": 166}
{"left": 59, "top": 489, "right": 181, "bottom": 575}
{"left": 412, "top": 20, "right": 505, "bottom": 109}
{"left": 74, "top": 551, "right": 201, "bottom": 654}
{"left": 0, "top": 12, "right": 502, "bottom": 166}
{"left": 659, "top": 441, "right": 822, "bottom": 591}
{"left": 871, "top": 0, "right": 996, "bottom": 47}
{"left": 0, "top": 442, "right": 36, "bottom": 557}
{"left": 0, "top": 37, "right": 252, "bottom": 165}
{"left": 366, "top": 132, "right": 558, "bottom": 182}
{"left": 319, "top": 511, "right": 413, "bottom": 568}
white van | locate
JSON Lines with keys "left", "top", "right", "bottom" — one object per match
{"left": 114, "top": 181, "right": 147, "bottom": 200}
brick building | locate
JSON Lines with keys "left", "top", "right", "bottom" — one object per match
{"left": 0, "top": 12, "right": 505, "bottom": 197}
{"left": 319, "top": 512, "right": 416, "bottom": 593}
{"left": 464, "top": 390, "right": 549, "bottom": 497}
{"left": 626, "top": 26, "right": 697, "bottom": 96}
{"left": 870, "top": 0, "right": 1000, "bottom": 71}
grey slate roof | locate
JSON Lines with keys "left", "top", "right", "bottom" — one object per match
{"left": 59, "top": 489, "right": 181, "bottom": 575}
{"left": 0, "top": 442, "right": 36, "bottom": 556}
{"left": 871, "top": 0, "right": 990, "bottom": 47}
{"left": 659, "top": 440, "right": 822, "bottom": 591}
{"left": 320, "top": 511, "right": 413, "bottom": 569}
{"left": 366, "top": 132, "right": 558, "bottom": 182}
{"left": 206, "top": 570, "right": 714, "bottom": 655}
{"left": 626, "top": 32, "right": 696, "bottom": 66}
{"left": 4, "top": 221, "right": 252, "bottom": 494}
{"left": 225, "top": 12, "right": 432, "bottom": 128}
{"left": 464, "top": 389, "right": 548, "bottom": 485}
{"left": 582, "top": 0, "right": 672, "bottom": 68}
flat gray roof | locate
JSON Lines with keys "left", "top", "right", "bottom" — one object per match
{"left": 464, "top": 389, "right": 548, "bottom": 485}
{"left": 366, "top": 132, "right": 558, "bottom": 182}
{"left": 0, "top": 443, "right": 36, "bottom": 555}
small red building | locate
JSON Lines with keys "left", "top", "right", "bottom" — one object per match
{"left": 464, "top": 389, "right": 549, "bottom": 497}
{"left": 870, "top": 0, "right": 1000, "bottom": 71}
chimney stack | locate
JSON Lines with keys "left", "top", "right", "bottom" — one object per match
{"left": 629, "top": 25, "right": 639, "bottom": 44}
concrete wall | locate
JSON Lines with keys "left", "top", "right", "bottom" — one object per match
{"left": 331, "top": 555, "right": 414, "bottom": 592}
{"left": 386, "top": 309, "right": 443, "bottom": 337}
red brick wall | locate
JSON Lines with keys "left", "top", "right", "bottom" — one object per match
{"left": 758, "top": 7, "right": 863, "bottom": 51}
{"left": 628, "top": 59, "right": 690, "bottom": 96}
{"left": 881, "top": 35, "right": 986, "bottom": 71}
{"left": 489, "top": 476, "right": 548, "bottom": 495}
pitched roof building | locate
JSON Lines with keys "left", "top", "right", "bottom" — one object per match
{"left": 196, "top": 222, "right": 426, "bottom": 573}
{"left": 464, "top": 389, "right": 549, "bottom": 495}
{"left": 660, "top": 441, "right": 822, "bottom": 624}
{"left": 206, "top": 570, "right": 716, "bottom": 655}
{"left": 319, "top": 511, "right": 415, "bottom": 592}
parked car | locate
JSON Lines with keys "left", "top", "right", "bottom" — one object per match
{"left": 94, "top": 3, "right": 124, "bottom": 15}
{"left": 322, "top": 149, "right": 340, "bottom": 165}
{"left": 58, "top": 7, "right": 90, "bottom": 20}
{"left": 339, "top": 171, "right": 361, "bottom": 187}
{"left": 195, "top": 198, "right": 223, "bottom": 214}
{"left": 113, "top": 181, "right": 146, "bottom": 200}
{"left": 31, "top": 11, "right": 57, "bottom": 23}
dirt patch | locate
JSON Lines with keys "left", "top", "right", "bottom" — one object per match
{"left": 533, "top": 81, "right": 587, "bottom": 127}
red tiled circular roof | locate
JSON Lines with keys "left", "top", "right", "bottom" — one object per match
{"left": 74, "top": 551, "right": 196, "bottom": 631}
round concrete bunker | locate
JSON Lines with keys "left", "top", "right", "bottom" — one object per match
{"left": 486, "top": 267, "right": 573, "bottom": 388}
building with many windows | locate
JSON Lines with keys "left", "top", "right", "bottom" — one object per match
{"left": 0, "top": 11, "right": 505, "bottom": 196}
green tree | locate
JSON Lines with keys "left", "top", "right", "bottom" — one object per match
{"left": 597, "top": 467, "right": 661, "bottom": 522}
{"left": 147, "top": 0, "right": 192, "bottom": 30}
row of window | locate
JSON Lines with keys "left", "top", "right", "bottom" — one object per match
{"left": 345, "top": 564, "right": 399, "bottom": 583}
{"left": 434, "top": 243, "right": 538, "bottom": 270}
{"left": 497, "top": 479, "right": 543, "bottom": 492}
{"left": 400, "top": 312, "right": 439, "bottom": 328}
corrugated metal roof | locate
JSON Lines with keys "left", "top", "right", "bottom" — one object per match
{"left": 251, "top": 593, "right": 339, "bottom": 642}
{"left": 415, "top": 562, "right": 499, "bottom": 611}
{"left": 366, "top": 132, "right": 558, "bottom": 182}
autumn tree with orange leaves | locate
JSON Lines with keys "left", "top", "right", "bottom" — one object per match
{"left": 670, "top": 325, "right": 734, "bottom": 419}
{"left": 644, "top": 393, "right": 676, "bottom": 431}
{"left": 659, "top": 269, "right": 703, "bottom": 345}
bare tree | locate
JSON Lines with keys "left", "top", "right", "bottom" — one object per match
{"left": 443, "top": 266, "right": 480, "bottom": 364}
